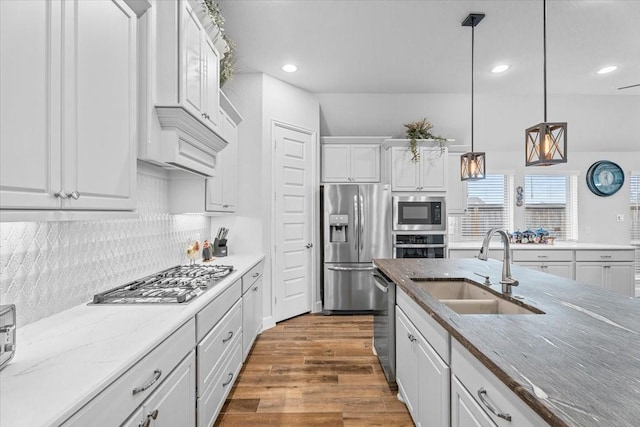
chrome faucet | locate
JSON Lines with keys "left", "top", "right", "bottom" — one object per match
{"left": 478, "top": 228, "right": 519, "bottom": 294}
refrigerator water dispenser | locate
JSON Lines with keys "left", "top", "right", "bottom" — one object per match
{"left": 329, "top": 214, "right": 348, "bottom": 242}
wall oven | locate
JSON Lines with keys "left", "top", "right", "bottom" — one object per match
{"left": 393, "top": 234, "right": 447, "bottom": 258}
{"left": 392, "top": 196, "right": 445, "bottom": 232}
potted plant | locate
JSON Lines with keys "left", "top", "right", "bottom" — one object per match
{"left": 404, "top": 118, "right": 447, "bottom": 162}
{"left": 202, "top": 0, "right": 236, "bottom": 87}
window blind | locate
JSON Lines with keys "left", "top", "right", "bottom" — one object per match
{"left": 524, "top": 174, "right": 578, "bottom": 241}
{"left": 630, "top": 173, "right": 640, "bottom": 283}
{"left": 460, "top": 175, "right": 513, "bottom": 240}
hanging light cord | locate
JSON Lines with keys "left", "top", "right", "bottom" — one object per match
{"left": 471, "top": 16, "right": 475, "bottom": 152}
{"left": 543, "top": 0, "right": 547, "bottom": 122}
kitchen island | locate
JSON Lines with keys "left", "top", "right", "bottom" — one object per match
{"left": 373, "top": 257, "right": 640, "bottom": 427}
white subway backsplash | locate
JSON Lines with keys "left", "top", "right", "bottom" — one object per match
{"left": 0, "top": 164, "right": 210, "bottom": 327}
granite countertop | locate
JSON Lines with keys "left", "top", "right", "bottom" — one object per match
{"left": 373, "top": 257, "right": 640, "bottom": 427}
{"left": 0, "top": 253, "right": 265, "bottom": 427}
{"left": 448, "top": 241, "right": 636, "bottom": 250}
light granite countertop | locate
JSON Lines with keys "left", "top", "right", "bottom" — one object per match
{"left": 0, "top": 253, "right": 264, "bottom": 427}
{"left": 373, "top": 257, "right": 640, "bottom": 427}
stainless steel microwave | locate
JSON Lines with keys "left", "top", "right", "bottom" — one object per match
{"left": 392, "top": 196, "right": 446, "bottom": 231}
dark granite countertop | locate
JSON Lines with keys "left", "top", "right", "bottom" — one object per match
{"left": 373, "top": 258, "right": 640, "bottom": 427}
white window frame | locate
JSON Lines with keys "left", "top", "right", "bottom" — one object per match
{"left": 459, "top": 171, "right": 514, "bottom": 241}
{"left": 523, "top": 170, "right": 579, "bottom": 241}
{"left": 630, "top": 171, "right": 639, "bottom": 295}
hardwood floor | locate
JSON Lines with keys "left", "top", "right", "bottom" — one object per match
{"left": 214, "top": 314, "right": 414, "bottom": 426}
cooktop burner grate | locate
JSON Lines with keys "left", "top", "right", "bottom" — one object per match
{"left": 91, "top": 264, "right": 234, "bottom": 304}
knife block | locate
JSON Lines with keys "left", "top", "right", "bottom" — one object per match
{"left": 213, "top": 238, "right": 228, "bottom": 257}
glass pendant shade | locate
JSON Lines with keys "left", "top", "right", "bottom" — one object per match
{"left": 461, "top": 151, "right": 486, "bottom": 181}
{"left": 525, "top": 122, "right": 567, "bottom": 166}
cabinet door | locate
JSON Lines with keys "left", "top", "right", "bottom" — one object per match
{"left": 415, "top": 325, "right": 450, "bottom": 427}
{"left": 396, "top": 308, "right": 419, "bottom": 420}
{"left": 350, "top": 145, "right": 380, "bottom": 182}
{"left": 202, "top": 38, "right": 220, "bottom": 131}
{"left": 222, "top": 113, "right": 238, "bottom": 211}
{"left": 575, "top": 263, "right": 604, "bottom": 289}
{"left": 321, "top": 144, "right": 351, "bottom": 182}
{"left": 143, "top": 352, "right": 196, "bottom": 427}
{"left": 242, "top": 276, "right": 262, "bottom": 360}
{"left": 515, "top": 262, "right": 574, "bottom": 280}
{"left": 451, "top": 376, "right": 497, "bottom": 427}
{"left": 181, "top": 1, "right": 204, "bottom": 118}
{"left": 391, "top": 147, "right": 420, "bottom": 191}
{"left": 62, "top": 0, "right": 136, "bottom": 210}
{"left": 606, "top": 263, "right": 634, "bottom": 296}
{"left": 1, "top": 0, "right": 61, "bottom": 209}
{"left": 419, "top": 147, "right": 446, "bottom": 191}
{"left": 121, "top": 407, "right": 144, "bottom": 427}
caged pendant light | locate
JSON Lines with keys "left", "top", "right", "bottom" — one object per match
{"left": 460, "top": 13, "right": 486, "bottom": 181}
{"left": 525, "top": 0, "right": 567, "bottom": 166}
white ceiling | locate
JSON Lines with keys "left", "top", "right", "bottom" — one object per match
{"left": 217, "top": 0, "right": 640, "bottom": 96}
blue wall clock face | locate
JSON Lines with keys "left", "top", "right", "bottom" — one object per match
{"left": 586, "top": 161, "right": 625, "bottom": 197}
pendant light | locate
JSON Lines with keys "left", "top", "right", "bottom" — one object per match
{"left": 460, "top": 13, "right": 486, "bottom": 181}
{"left": 525, "top": 0, "right": 567, "bottom": 166}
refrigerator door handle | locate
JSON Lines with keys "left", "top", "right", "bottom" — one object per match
{"left": 372, "top": 274, "right": 389, "bottom": 293}
{"left": 353, "top": 194, "right": 359, "bottom": 251}
{"left": 327, "top": 266, "right": 376, "bottom": 272}
{"left": 359, "top": 193, "right": 365, "bottom": 251}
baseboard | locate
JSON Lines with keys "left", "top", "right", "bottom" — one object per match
{"left": 313, "top": 300, "right": 323, "bottom": 313}
{"left": 261, "top": 315, "right": 276, "bottom": 331}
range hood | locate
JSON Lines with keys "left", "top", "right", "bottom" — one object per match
{"left": 153, "top": 105, "right": 227, "bottom": 177}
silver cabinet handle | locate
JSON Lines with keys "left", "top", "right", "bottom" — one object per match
{"left": 407, "top": 333, "right": 417, "bottom": 342}
{"left": 69, "top": 190, "right": 80, "bottom": 200}
{"left": 372, "top": 274, "right": 389, "bottom": 293}
{"left": 253, "top": 286, "right": 259, "bottom": 292}
{"left": 140, "top": 418, "right": 150, "bottom": 427}
{"left": 222, "top": 204, "right": 229, "bottom": 208}
{"left": 252, "top": 272, "right": 260, "bottom": 278}
{"left": 305, "top": 243, "right": 313, "bottom": 249}
{"left": 477, "top": 388, "right": 512, "bottom": 421}
{"left": 222, "top": 372, "right": 234, "bottom": 387}
{"left": 132, "top": 369, "right": 162, "bottom": 395}
{"left": 601, "top": 255, "right": 612, "bottom": 259}
{"left": 327, "top": 266, "right": 375, "bottom": 271}
{"left": 148, "top": 409, "right": 159, "bottom": 420}
{"left": 222, "top": 331, "right": 234, "bottom": 343}
{"left": 537, "top": 255, "right": 548, "bottom": 259}
{"left": 55, "top": 190, "right": 68, "bottom": 199}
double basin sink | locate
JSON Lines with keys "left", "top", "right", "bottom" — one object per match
{"left": 410, "top": 279, "right": 544, "bottom": 315}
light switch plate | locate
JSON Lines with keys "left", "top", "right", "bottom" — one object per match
{"left": 616, "top": 214, "right": 624, "bottom": 222}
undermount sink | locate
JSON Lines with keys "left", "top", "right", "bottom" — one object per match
{"left": 410, "top": 279, "right": 544, "bottom": 315}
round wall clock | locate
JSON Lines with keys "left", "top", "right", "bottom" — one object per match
{"left": 586, "top": 161, "right": 625, "bottom": 197}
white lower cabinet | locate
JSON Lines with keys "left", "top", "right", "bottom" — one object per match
{"left": 451, "top": 340, "right": 547, "bottom": 427}
{"left": 242, "top": 260, "right": 265, "bottom": 360}
{"left": 451, "top": 375, "right": 497, "bottom": 427}
{"left": 124, "top": 351, "right": 197, "bottom": 427}
{"left": 396, "top": 290, "right": 450, "bottom": 427}
{"left": 574, "top": 250, "right": 635, "bottom": 296}
{"left": 513, "top": 249, "right": 575, "bottom": 280}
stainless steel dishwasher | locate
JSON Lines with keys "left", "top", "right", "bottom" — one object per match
{"left": 372, "top": 269, "right": 396, "bottom": 384}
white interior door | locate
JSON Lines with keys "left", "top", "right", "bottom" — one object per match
{"left": 273, "top": 122, "right": 314, "bottom": 322}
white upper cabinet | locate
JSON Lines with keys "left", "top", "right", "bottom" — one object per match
{"left": 320, "top": 137, "right": 385, "bottom": 183}
{"left": 391, "top": 146, "right": 447, "bottom": 192}
{"left": 143, "top": 0, "right": 227, "bottom": 177}
{"left": 0, "top": 0, "right": 138, "bottom": 213}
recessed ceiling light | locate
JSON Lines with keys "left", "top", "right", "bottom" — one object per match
{"left": 491, "top": 64, "right": 510, "bottom": 73}
{"left": 282, "top": 64, "right": 298, "bottom": 73}
{"left": 597, "top": 65, "right": 618, "bottom": 74}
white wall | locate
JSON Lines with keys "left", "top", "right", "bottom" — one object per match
{"left": 212, "top": 73, "right": 320, "bottom": 327}
{"left": 317, "top": 93, "right": 640, "bottom": 152}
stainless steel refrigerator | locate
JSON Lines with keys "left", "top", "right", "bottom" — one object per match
{"left": 322, "top": 184, "right": 391, "bottom": 313}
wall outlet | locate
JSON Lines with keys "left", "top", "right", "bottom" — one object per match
{"left": 616, "top": 214, "right": 624, "bottom": 222}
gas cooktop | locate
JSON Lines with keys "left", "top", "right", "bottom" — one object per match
{"left": 91, "top": 264, "right": 234, "bottom": 304}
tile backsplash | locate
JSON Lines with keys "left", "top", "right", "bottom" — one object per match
{"left": 0, "top": 163, "right": 211, "bottom": 327}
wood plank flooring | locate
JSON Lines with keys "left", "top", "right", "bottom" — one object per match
{"left": 214, "top": 314, "right": 414, "bottom": 426}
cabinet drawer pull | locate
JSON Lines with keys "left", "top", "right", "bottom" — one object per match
{"left": 54, "top": 190, "right": 68, "bottom": 199}
{"left": 600, "top": 255, "right": 612, "bottom": 259}
{"left": 537, "top": 255, "right": 548, "bottom": 259}
{"left": 477, "top": 388, "right": 512, "bottom": 421}
{"left": 253, "top": 286, "right": 259, "bottom": 292}
{"left": 222, "top": 372, "right": 234, "bottom": 387}
{"left": 69, "top": 190, "right": 80, "bottom": 200}
{"left": 252, "top": 272, "right": 260, "bottom": 278}
{"left": 407, "top": 333, "right": 417, "bottom": 343}
{"left": 148, "top": 409, "right": 159, "bottom": 420}
{"left": 222, "top": 331, "right": 234, "bottom": 343}
{"left": 132, "top": 369, "right": 162, "bottom": 395}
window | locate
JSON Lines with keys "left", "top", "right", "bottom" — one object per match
{"left": 459, "top": 174, "right": 514, "bottom": 240}
{"left": 630, "top": 172, "right": 639, "bottom": 292}
{"left": 524, "top": 174, "right": 578, "bottom": 241}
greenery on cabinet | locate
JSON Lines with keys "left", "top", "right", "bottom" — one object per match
{"left": 202, "top": 0, "right": 236, "bottom": 87}
{"left": 404, "top": 118, "right": 447, "bottom": 162}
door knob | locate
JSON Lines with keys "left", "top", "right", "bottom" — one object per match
{"left": 305, "top": 243, "right": 313, "bottom": 249}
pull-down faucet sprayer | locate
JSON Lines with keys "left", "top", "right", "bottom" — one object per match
{"left": 478, "top": 228, "right": 519, "bottom": 294}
